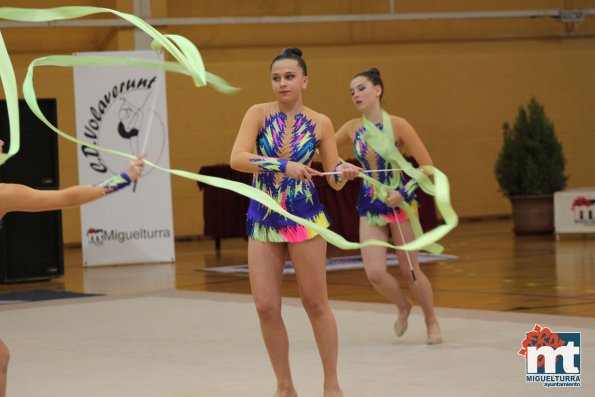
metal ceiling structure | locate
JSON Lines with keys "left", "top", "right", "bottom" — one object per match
{"left": 0, "top": 8, "right": 593, "bottom": 28}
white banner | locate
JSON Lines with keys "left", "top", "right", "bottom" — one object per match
{"left": 73, "top": 50, "right": 175, "bottom": 266}
{"left": 555, "top": 187, "right": 595, "bottom": 235}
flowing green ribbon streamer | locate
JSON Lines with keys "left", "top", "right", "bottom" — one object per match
{"left": 1, "top": 7, "right": 207, "bottom": 88}
{"left": 360, "top": 111, "right": 459, "bottom": 253}
{"left": 22, "top": 55, "right": 398, "bottom": 251}
{"left": 2, "top": 6, "right": 454, "bottom": 252}
{"left": 0, "top": 31, "right": 19, "bottom": 166}
{"left": 22, "top": 59, "right": 430, "bottom": 252}
{"left": 0, "top": 6, "right": 238, "bottom": 164}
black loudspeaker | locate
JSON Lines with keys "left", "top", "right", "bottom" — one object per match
{"left": 0, "top": 98, "right": 59, "bottom": 187}
{"left": 0, "top": 211, "right": 64, "bottom": 282}
{"left": 0, "top": 98, "right": 64, "bottom": 283}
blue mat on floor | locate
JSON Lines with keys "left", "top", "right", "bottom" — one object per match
{"left": 0, "top": 290, "right": 103, "bottom": 305}
{"left": 204, "top": 252, "right": 458, "bottom": 274}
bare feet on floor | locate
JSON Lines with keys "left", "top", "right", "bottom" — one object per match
{"left": 426, "top": 317, "right": 442, "bottom": 344}
{"left": 394, "top": 299, "right": 412, "bottom": 337}
{"left": 323, "top": 387, "right": 343, "bottom": 397}
{"left": 274, "top": 387, "right": 297, "bottom": 397}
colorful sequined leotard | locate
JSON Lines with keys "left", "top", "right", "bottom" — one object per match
{"left": 354, "top": 123, "right": 417, "bottom": 226}
{"left": 246, "top": 108, "right": 330, "bottom": 242}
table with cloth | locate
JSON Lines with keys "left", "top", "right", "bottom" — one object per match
{"left": 197, "top": 161, "right": 438, "bottom": 251}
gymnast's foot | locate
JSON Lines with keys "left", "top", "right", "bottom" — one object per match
{"left": 426, "top": 316, "right": 442, "bottom": 345}
{"left": 394, "top": 299, "right": 412, "bottom": 337}
{"left": 274, "top": 387, "right": 297, "bottom": 397}
{"left": 323, "top": 386, "right": 342, "bottom": 397}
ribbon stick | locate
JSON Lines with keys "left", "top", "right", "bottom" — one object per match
{"left": 393, "top": 207, "right": 417, "bottom": 283}
{"left": 320, "top": 167, "right": 418, "bottom": 176}
{"left": 134, "top": 52, "right": 163, "bottom": 192}
{"left": 140, "top": 64, "right": 161, "bottom": 155}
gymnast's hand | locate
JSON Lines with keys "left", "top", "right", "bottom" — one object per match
{"left": 385, "top": 189, "right": 405, "bottom": 208}
{"left": 285, "top": 160, "right": 323, "bottom": 182}
{"left": 335, "top": 162, "right": 362, "bottom": 181}
{"left": 125, "top": 155, "right": 146, "bottom": 181}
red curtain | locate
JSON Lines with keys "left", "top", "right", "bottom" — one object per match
{"left": 198, "top": 161, "right": 438, "bottom": 241}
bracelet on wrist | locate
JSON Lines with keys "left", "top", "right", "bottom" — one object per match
{"left": 96, "top": 172, "right": 132, "bottom": 194}
{"left": 333, "top": 163, "right": 343, "bottom": 183}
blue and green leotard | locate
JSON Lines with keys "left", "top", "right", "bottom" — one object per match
{"left": 247, "top": 107, "right": 331, "bottom": 242}
{"left": 354, "top": 123, "right": 418, "bottom": 226}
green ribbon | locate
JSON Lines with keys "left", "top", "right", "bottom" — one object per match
{"left": 0, "top": 30, "right": 19, "bottom": 166}
{"left": 1, "top": 6, "right": 455, "bottom": 252}
{"left": 0, "top": 6, "right": 239, "bottom": 165}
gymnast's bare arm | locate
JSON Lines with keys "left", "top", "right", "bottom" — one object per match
{"left": 0, "top": 157, "right": 145, "bottom": 218}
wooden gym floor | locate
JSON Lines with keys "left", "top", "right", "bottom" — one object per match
{"left": 1, "top": 218, "right": 594, "bottom": 318}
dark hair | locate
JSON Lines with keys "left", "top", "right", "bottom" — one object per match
{"left": 270, "top": 47, "right": 308, "bottom": 76}
{"left": 353, "top": 67, "right": 384, "bottom": 101}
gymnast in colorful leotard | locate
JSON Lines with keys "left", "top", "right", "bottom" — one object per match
{"left": 245, "top": 107, "right": 331, "bottom": 242}
{"left": 230, "top": 48, "right": 360, "bottom": 397}
{"left": 335, "top": 67, "right": 442, "bottom": 345}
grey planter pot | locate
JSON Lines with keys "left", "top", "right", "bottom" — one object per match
{"left": 509, "top": 195, "right": 554, "bottom": 235}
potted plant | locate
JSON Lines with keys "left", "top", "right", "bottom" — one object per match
{"left": 495, "top": 97, "right": 568, "bottom": 235}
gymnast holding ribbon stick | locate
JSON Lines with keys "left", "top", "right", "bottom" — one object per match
{"left": 230, "top": 48, "right": 361, "bottom": 397}
{"left": 0, "top": 141, "right": 145, "bottom": 218}
{"left": 0, "top": 5, "right": 457, "bottom": 394}
{"left": 0, "top": 7, "right": 220, "bottom": 396}
{"left": 335, "top": 68, "right": 443, "bottom": 345}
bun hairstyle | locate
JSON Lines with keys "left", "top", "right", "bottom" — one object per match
{"left": 270, "top": 47, "right": 308, "bottom": 76}
{"left": 281, "top": 47, "right": 302, "bottom": 57}
{"left": 354, "top": 67, "right": 384, "bottom": 101}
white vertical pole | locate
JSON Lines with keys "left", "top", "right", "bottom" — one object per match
{"left": 134, "top": 0, "right": 152, "bottom": 50}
